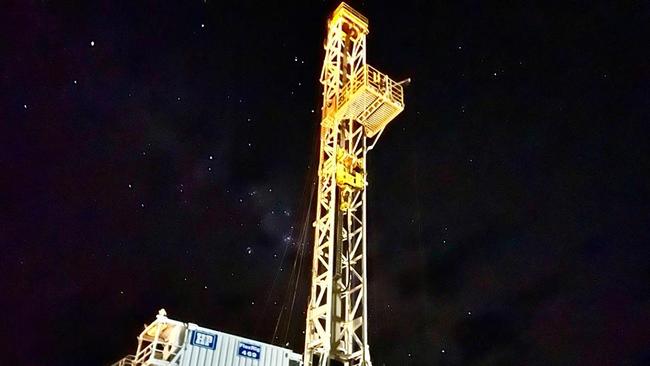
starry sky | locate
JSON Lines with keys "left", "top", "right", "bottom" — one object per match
{"left": 2, "top": 1, "right": 649, "bottom": 365}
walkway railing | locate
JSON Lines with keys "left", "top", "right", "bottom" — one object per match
{"left": 337, "top": 64, "right": 404, "bottom": 110}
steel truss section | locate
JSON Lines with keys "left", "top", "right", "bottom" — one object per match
{"left": 304, "top": 4, "right": 371, "bottom": 366}
{"left": 305, "top": 4, "right": 405, "bottom": 366}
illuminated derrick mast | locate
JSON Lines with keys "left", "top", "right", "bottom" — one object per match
{"left": 303, "top": 3, "right": 407, "bottom": 366}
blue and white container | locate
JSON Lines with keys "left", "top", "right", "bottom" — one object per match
{"left": 112, "top": 309, "right": 302, "bottom": 366}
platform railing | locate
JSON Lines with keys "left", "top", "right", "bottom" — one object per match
{"left": 366, "top": 64, "right": 404, "bottom": 106}
{"left": 136, "top": 340, "right": 183, "bottom": 365}
{"left": 133, "top": 342, "right": 154, "bottom": 364}
{"left": 110, "top": 310, "right": 187, "bottom": 366}
{"left": 111, "top": 354, "right": 136, "bottom": 366}
{"left": 337, "top": 65, "right": 404, "bottom": 111}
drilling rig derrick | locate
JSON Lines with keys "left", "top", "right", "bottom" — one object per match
{"left": 303, "top": 3, "right": 407, "bottom": 366}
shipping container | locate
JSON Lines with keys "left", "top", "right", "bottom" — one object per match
{"left": 112, "top": 309, "right": 302, "bottom": 366}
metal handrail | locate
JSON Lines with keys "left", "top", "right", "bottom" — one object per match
{"left": 366, "top": 65, "right": 404, "bottom": 106}
{"left": 338, "top": 65, "right": 404, "bottom": 109}
{"left": 112, "top": 336, "right": 184, "bottom": 366}
{"left": 133, "top": 343, "right": 153, "bottom": 364}
{"left": 111, "top": 355, "right": 136, "bottom": 366}
{"left": 144, "top": 339, "right": 184, "bottom": 363}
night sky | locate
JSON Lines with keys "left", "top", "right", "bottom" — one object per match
{"left": 2, "top": 1, "right": 649, "bottom": 365}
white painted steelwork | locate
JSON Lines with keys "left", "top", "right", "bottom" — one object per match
{"left": 303, "top": 3, "right": 406, "bottom": 366}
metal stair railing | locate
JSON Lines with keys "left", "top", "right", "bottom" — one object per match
{"left": 131, "top": 338, "right": 183, "bottom": 366}
{"left": 132, "top": 342, "right": 154, "bottom": 365}
{"left": 111, "top": 355, "right": 136, "bottom": 366}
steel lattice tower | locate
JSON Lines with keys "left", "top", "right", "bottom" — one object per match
{"left": 303, "top": 3, "right": 407, "bottom": 366}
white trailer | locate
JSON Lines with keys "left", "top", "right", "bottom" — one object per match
{"left": 112, "top": 309, "right": 302, "bottom": 366}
